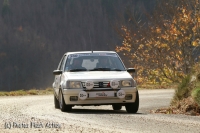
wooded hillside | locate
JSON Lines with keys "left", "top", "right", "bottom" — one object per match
{"left": 0, "top": 0, "right": 155, "bottom": 90}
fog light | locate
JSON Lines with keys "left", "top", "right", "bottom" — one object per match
{"left": 117, "top": 90, "right": 126, "bottom": 98}
{"left": 125, "top": 94, "right": 132, "bottom": 100}
{"left": 70, "top": 96, "right": 78, "bottom": 101}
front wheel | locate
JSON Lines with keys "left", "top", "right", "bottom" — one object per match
{"left": 59, "top": 90, "right": 72, "bottom": 112}
{"left": 125, "top": 91, "right": 139, "bottom": 113}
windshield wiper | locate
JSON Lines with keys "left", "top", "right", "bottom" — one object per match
{"left": 69, "top": 69, "right": 87, "bottom": 72}
{"left": 89, "top": 68, "right": 111, "bottom": 71}
{"left": 89, "top": 68, "right": 124, "bottom": 71}
{"left": 111, "top": 68, "right": 123, "bottom": 71}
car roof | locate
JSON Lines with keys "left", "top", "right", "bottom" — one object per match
{"left": 65, "top": 51, "right": 117, "bottom": 55}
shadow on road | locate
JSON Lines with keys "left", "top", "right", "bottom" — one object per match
{"left": 65, "top": 108, "right": 146, "bottom": 115}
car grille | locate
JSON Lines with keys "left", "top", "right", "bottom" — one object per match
{"left": 82, "top": 81, "right": 110, "bottom": 88}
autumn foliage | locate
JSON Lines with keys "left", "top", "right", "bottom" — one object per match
{"left": 116, "top": 0, "right": 200, "bottom": 85}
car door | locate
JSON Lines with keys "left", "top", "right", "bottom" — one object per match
{"left": 54, "top": 55, "right": 67, "bottom": 96}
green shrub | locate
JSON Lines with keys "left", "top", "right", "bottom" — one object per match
{"left": 172, "top": 75, "right": 191, "bottom": 103}
{"left": 192, "top": 87, "right": 200, "bottom": 106}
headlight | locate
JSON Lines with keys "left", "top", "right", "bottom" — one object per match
{"left": 121, "top": 80, "right": 132, "bottom": 87}
{"left": 68, "top": 81, "right": 81, "bottom": 88}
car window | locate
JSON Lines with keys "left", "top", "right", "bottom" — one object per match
{"left": 58, "top": 55, "right": 67, "bottom": 70}
{"left": 64, "top": 53, "right": 126, "bottom": 71}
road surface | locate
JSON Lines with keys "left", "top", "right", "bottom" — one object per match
{"left": 0, "top": 89, "right": 200, "bottom": 133}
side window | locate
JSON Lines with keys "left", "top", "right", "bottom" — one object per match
{"left": 58, "top": 55, "right": 67, "bottom": 70}
{"left": 64, "top": 56, "right": 72, "bottom": 71}
{"left": 60, "top": 55, "right": 67, "bottom": 70}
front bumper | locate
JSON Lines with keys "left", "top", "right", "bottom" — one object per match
{"left": 62, "top": 87, "right": 137, "bottom": 105}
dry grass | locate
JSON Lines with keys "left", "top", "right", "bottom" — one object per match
{"left": 0, "top": 87, "right": 53, "bottom": 96}
{"left": 152, "top": 97, "right": 200, "bottom": 116}
{"left": 152, "top": 62, "right": 200, "bottom": 116}
{"left": 138, "top": 83, "right": 178, "bottom": 90}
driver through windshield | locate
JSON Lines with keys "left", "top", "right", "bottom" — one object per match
{"left": 64, "top": 53, "right": 126, "bottom": 72}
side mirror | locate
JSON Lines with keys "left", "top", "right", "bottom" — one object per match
{"left": 53, "top": 70, "right": 62, "bottom": 75}
{"left": 127, "top": 68, "right": 135, "bottom": 73}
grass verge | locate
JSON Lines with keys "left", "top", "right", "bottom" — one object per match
{"left": 0, "top": 87, "right": 53, "bottom": 96}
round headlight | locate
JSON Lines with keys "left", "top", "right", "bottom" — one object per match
{"left": 110, "top": 80, "right": 119, "bottom": 89}
{"left": 85, "top": 81, "right": 94, "bottom": 90}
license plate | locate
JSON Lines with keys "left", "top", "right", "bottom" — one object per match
{"left": 89, "top": 91, "right": 114, "bottom": 98}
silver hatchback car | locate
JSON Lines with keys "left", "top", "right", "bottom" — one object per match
{"left": 52, "top": 51, "right": 139, "bottom": 113}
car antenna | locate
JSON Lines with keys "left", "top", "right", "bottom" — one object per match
{"left": 89, "top": 30, "right": 93, "bottom": 53}
{"left": 107, "top": 43, "right": 109, "bottom": 51}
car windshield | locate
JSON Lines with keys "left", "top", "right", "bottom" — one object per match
{"left": 64, "top": 53, "right": 126, "bottom": 72}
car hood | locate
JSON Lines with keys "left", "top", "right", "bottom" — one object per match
{"left": 63, "top": 71, "right": 132, "bottom": 80}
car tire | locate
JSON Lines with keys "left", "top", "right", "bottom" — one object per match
{"left": 59, "top": 90, "right": 72, "bottom": 112}
{"left": 54, "top": 94, "right": 60, "bottom": 109}
{"left": 112, "top": 104, "right": 122, "bottom": 110}
{"left": 125, "top": 91, "right": 139, "bottom": 113}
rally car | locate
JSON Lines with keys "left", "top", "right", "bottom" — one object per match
{"left": 52, "top": 51, "right": 139, "bottom": 113}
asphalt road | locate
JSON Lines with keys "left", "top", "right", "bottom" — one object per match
{"left": 0, "top": 89, "right": 200, "bottom": 133}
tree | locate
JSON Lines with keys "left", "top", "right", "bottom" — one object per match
{"left": 116, "top": 0, "right": 200, "bottom": 84}
{"left": 0, "top": 0, "right": 137, "bottom": 91}
{"left": 2, "top": 0, "right": 10, "bottom": 18}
